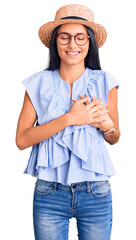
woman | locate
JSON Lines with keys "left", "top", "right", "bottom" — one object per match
{"left": 16, "top": 4, "right": 120, "bottom": 240}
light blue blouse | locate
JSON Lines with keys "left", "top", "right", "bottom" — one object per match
{"left": 22, "top": 67, "right": 119, "bottom": 186}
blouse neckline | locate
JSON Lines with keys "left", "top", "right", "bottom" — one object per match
{"left": 56, "top": 67, "right": 89, "bottom": 86}
{"left": 52, "top": 67, "right": 92, "bottom": 110}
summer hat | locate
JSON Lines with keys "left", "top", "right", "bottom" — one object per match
{"left": 38, "top": 4, "right": 107, "bottom": 48}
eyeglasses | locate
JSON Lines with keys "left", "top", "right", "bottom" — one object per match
{"left": 56, "top": 32, "right": 90, "bottom": 46}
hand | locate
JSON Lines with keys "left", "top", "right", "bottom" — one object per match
{"left": 72, "top": 94, "right": 114, "bottom": 131}
{"left": 68, "top": 95, "right": 110, "bottom": 126}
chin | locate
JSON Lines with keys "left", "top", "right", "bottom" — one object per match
{"left": 63, "top": 59, "right": 84, "bottom": 66}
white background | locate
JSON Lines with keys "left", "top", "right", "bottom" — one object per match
{"left": 0, "top": 0, "right": 135, "bottom": 239}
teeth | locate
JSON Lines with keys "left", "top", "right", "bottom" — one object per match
{"left": 66, "top": 52, "right": 80, "bottom": 55}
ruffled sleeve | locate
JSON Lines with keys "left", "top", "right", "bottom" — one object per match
{"left": 21, "top": 70, "right": 62, "bottom": 124}
{"left": 22, "top": 71, "right": 45, "bottom": 122}
{"left": 86, "top": 70, "right": 119, "bottom": 105}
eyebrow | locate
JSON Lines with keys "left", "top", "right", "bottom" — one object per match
{"left": 57, "top": 32, "right": 86, "bottom": 35}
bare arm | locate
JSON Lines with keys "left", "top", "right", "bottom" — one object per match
{"left": 15, "top": 91, "right": 70, "bottom": 150}
{"left": 103, "top": 87, "right": 121, "bottom": 145}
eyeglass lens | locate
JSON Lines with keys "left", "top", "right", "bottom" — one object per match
{"left": 57, "top": 33, "right": 89, "bottom": 45}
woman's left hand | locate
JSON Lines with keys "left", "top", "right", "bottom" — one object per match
{"left": 72, "top": 94, "right": 114, "bottom": 131}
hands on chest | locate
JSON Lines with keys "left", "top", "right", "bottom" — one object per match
{"left": 69, "top": 94, "right": 114, "bottom": 131}
{"left": 69, "top": 90, "right": 120, "bottom": 144}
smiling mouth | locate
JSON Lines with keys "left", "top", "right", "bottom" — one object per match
{"left": 65, "top": 51, "right": 81, "bottom": 56}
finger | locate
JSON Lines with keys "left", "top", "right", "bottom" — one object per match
{"left": 93, "top": 109, "right": 109, "bottom": 118}
{"left": 86, "top": 98, "right": 103, "bottom": 107}
{"left": 92, "top": 103, "right": 108, "bottom": 112}
{"left": 93, "top": 118, "right": 106, "bottom": 124}
{"left": 78, "top": 94, "right": 84, "bottom": 99}
{"left": 92, "top": 96, "right": 96, "bottom": 101}
{"left": 97, "top": 119, "right": 106, "bottom": 124}
{"left": 79, "top": 94, "right": 90, "bottom": 104}
{"left": 78, "top": 95, "right": 90, "bottom": 104}
{"left": 72, "top": 98, "right": 77, "bottom": 102}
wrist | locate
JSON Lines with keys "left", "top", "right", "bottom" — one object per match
{"left": 65, "top": 112, "right": 74, "bottom": 126}
{"left": 103, "top": 125, "right": 117, "bottom": 136}
{"left": 101, "top": 122, "right": 115, "bottom": 132}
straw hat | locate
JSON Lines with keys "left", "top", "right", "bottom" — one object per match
{"left": 38, "top": 4, "right": 107, "bottom": 48}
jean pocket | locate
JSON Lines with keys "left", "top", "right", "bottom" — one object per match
{"left": 34, "top": 179, "right": 54, "bottom": 196}
{"left": 91, "top": 180, "right": 111, "bottom": 198}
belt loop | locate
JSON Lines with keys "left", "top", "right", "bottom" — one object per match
{"left": 53, "top": 182, "right": 57, "bottom": 191}
{"left": 86, "top": 181, "right": 91, "bottom": 193}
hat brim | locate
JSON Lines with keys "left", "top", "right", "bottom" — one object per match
{"left": 38, "top": 19, "right": 107, "bottom": 48}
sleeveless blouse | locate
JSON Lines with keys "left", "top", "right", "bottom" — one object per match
{"left": 21, "top": 67, "right": 119, "bottom": 185}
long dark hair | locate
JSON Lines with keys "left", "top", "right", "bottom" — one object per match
{"left": 45, "top": 25, "right": 102, "bottom": 70}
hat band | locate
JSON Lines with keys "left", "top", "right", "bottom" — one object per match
{"left": 60, "top": 16, "right": 88, "bottom": 21}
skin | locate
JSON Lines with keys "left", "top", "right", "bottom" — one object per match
{"left": 56, "top": 23, "right": 121, "bottom": 144}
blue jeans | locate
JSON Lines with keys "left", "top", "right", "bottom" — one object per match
{"left": 33, "top": 179, "right": 112, "bottom": 240}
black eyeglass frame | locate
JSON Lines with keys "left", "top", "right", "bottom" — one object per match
{"left": 56, "top": 32, "right": 91, "bottom": 46}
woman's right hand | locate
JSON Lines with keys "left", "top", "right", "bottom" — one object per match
{"left": 67, "top": 95, "right": 109, "bottom": 126}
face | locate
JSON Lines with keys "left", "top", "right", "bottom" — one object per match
{"left": 56, "top": 23, "right": 90, "bottom": 67}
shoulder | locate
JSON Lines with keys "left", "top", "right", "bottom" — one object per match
{"left": 87, "top": 68, "right": 105, "bottom": 81}
{"left": 88, "top": 68, "right": 115, "bottom": 79}
{"left": 88, "top": 68, "right": 115, "bottom": 77}
{"left": 22, "top": 69, "right": 54, "bottom": 86}
{"left": 88, "top": 68, "right": 119, "bottom": 87}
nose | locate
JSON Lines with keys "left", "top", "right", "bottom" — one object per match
{"left": 68, "top": 36, "right": 77, "bottom": 48}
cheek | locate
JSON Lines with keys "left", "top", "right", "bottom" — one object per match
{"left": 56, "top": 42, "right": 65, "bottom": 57}
{"left": 81, "top": 41, "right": 89, "bottom": 56}
{"left": 82, "top": 46, "right": 89, "bottom": 57}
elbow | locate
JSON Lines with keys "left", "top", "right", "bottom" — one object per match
{"left": 109, "top": 138, "right": 119, "bottom": 145}
{"left": 109, "top": 130, "right": 121, "bottom": 145}
{"left": 15, "top": 136, "right": 26, "bottom": 150}
{"left": 16, "top": 144, "right": 25, "bottom": 151}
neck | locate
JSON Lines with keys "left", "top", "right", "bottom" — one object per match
{"left": 58, "top": 62, "right": 86, "bottom": 84}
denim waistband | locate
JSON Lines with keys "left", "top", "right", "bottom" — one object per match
{"left": 36, "top": 179, "right": 109, "bottom": 194}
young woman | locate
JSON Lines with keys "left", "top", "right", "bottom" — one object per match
{"left": 16, "top": 4, "right": 120, "bottom": 240}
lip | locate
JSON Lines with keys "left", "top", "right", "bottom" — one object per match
{"left": 65, "top": 51, "right": 81, "bottom": 57}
